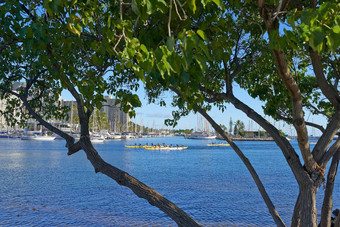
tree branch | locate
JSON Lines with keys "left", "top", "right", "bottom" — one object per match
{"left": 271, "top": 48, "right": 315, "bottom": 172}
{"left": 45, "top": 43, "right": 90, "bottom": 136}
{"left": 168, "top": 0, "right": 173, "bottom": 37}
{"left": 0, "top": 85, "right": 22, "bottom": 99}
{"left": 169, "top": 85, "right": 286, "bottom": 227}
{"left": 313, "top": 109, "right": 340, "bottom": 164}
{"left": 259, "top": 5, "right": 317, "bottom": 172}
{"left": 276, "top": 112, "right": 325, "bottom": 133}
{"left": 20, "top": 3, "right": 37, "bottom": 20}
{"left": 67, "top": 140, "right": 83, "bottom": 155}
{"left": 320, "top": 138, "right": 340, "bottom": 169}
{"left": 19, "top": 94, "right": 76, "bottom": 147}
{"left": 304, "top": 103, "right": 332, "bottom": 119}
{"left": 320, "top": 149, "right": 339, "bottom": 227}
{"left": 78, "top": 137, "right": 200, "bottom": 226}
{"left": 309, "top": 49, "right": 340, "bottom": 108}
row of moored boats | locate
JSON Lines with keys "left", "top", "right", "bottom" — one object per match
{"left": 125, "top": 142, "right": 231, "bottom": 150}
{"left": 125, "top": 144, "right": 188, "bottom": 150}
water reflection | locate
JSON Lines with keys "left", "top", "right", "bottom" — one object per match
{"left": 0, "top": 138, "right": 339, "bottom": 226}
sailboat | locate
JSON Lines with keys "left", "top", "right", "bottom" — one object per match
{"left": 90, "top": 109, "right": 105, "bottom": 143}
{"left": 187, "top": 115, "right": 215, "bottom": 140}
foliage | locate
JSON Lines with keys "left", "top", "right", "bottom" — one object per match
{"left": 219, "top": 124, "right": 228, "bottom": 134}
{"left": 89, "top": 108, "right": 109, "bottom": 131}
{"left": 233, "top": 120, "right": 245, "bottom": 137}
{"left": 1, "top": 0, "right": 339, "bottom": 226}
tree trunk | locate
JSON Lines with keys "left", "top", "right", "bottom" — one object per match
{"left": 291, "top": 193, "right": 301, "bottom": 227}
{"left": 320, "top": 150, "right": 339, "bottom": 227}
{"left": 196, "top": 107, "right": 286, "bottom": 226}
{"left": 79, "top": 136, "right": 200, "bottom": 227}
{"left": 294, "top": 186, "right": 318, "bottom": 227}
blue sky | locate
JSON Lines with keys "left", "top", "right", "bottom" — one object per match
{"left": 135, "top": 84, "right": 327, "bottom": 136}
{"left": 62, "top": 82, "right": 327, "bottom": 136}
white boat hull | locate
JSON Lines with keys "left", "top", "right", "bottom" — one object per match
{"left": 21, "top": 136, "right": 56, "bottom": 141}
{"left": 91, "top": 139, "right": 105, "bottom": 143}
{"left": 187, "top": 136, "right": 216, "bottom": 140}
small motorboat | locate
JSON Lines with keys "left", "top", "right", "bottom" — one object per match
{"left": 207, "top": 143, "right": 230, "bottom": 147}
{"left": 91, "top": 136, "right": 105, "bottom": 143}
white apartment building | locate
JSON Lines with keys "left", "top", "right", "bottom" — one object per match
{"left": 102, "top": 96, "right": 130, "bottom": 132}
{"left": 0, "top": 82, "right": 26, "bottom": 131}
{"left": 62, "top": 96, "right": 130, "bottom": 132}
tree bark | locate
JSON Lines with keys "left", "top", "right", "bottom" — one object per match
{"left": 313, "top": 110, "right": 340, "bottom": 163}
{"left": 320, "top": 150, "right": 339, "bottom": 227}
{"left": 15, "top": 83, "right": 201, "bottom": 226}
{"left": 271, "top": 49, "right": 315, "bottom": 173}
{"left": 309, "top": 49, "right": 340, "bottom": 107}
{"left": 170, "top": 85, "right": 286, "bottom": 226}
{"left": 225, "top": 93, "right": 310, "bottom": 183}
{"left": 320, "top": 138, "right": 340, "bottom": 169}
{"left": 299, "top": 186, "right": 318, "bottom": 227}
{"left": 291, "top": 187, "right": 319, "bottom": 227}
{"left": 291, "top": 193, "right": 301, "bottom": 227}
{"left": 197, "top": 108, "right": 286, "bottom": 227}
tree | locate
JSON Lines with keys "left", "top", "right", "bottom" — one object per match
{"left": 233, "top": 122, "right": 239, "bottom": 136}
{"left": 219, "top": 124, "right": 228, "bottom": 134}
{"left": 90, "top": 108, "right": 109, "bottom": 131}
{"left": 234, "top": 120, "right": 245, "bottom": 137}
{"left": 1, "top": 0, "right": 339, "bottom": 227}
{"left": 70, "top": 103, "right": 79, "bottom": 130}
{"left": 0, "top": 1, "right": 200, "bottom": 226}
{"left": 116, "top": 1, "right": 339, "bottom": 226}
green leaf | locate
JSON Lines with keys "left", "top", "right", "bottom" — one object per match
{"left": 197, "top": 30, "right": 206, "bottom": 41}
{"left": 211, "top": 0, "right": 221, "bottom": 7}
{"left": 318, "top": 2, "right": 329, "bottom": 19}
{"left": 156, "top": 61, "right": 166, "bottom": 77}
{"left": 309, "top": 27, "right": 324, "bottom": 52}
{"left": 301, "top": 9, "right": 317, "bottom": 26}
{"left": 166, "top": 36, "right": 175, "bottom": 51}
{"left": 326, "top": 33, "right": 340, "bottom": 52}
{"left": 140, "top": 44, "right": 148, "bottom": 53}
{"left": 189, "top": 0, "right": 196, "bottom": 14}
{"left": 158, "top": 0, "right": 167, "bottom": 6}
{"left": 131, "top": 0, "right": 141, "bottom": 15}
{"left": 167, "top": 53, "right": 181, "bottom": 73}
{"left": 140, "top": 59, "right": 154, "bottom": 73}
{"left": 332, "top": 25, "right": 340, "bottom": 34}
{"left": 268, "top": 29, "right": 280, "bottom": 50}
{"left": 146, "top": 0, "right": 152, "bottom": 15}
{"left": 126, "top": 61, "right": 133, "bottom": 68}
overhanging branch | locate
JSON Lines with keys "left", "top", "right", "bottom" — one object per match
{"left": 169, "top": 84, "right": 286, "bottom": 227}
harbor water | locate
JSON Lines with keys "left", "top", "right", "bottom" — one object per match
{"left": 0, "top": 137, "right": 339, "bottom": 226}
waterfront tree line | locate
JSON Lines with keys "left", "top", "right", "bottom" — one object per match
{"left": 0, "top": 0, "right": 339, "bottom": 226}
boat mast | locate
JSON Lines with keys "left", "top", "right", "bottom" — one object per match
{"left": 70, "top": 101, "right": 74, "bottom": 132}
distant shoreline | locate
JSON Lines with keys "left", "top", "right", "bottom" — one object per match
{"left": 217, "top": 136, "right": 274, "bottom": 141}
{"left": 232, "top": 137, "right": 274, "bottom": 141}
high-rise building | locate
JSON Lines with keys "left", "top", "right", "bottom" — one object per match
{"left": 0, "top": 99, "right": 5, "bottom": 131}
{"left": 101, "top": 96, "right": 130, "bottom": 132}
{"left": 61, "top": 96, "right": 130, "bottom": 132}
{"left": 0, "top": 82, "right": 26, "bottom": 131}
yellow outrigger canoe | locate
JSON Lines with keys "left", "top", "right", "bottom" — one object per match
{"left": 125, "top": 145, "right": 168, "bottom": 148}
{"left": 207, "top": 143, "right": 230, "bottom": 146}
{"left": 125, "top": 145, "right": 150, "bottom": 148}
{"left": 145, "top": 146, "right": 188, "bottom": 150}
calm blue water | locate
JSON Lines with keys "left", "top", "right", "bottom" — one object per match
{"left": 0, "top": 137, "right": 339, "bottom": 226}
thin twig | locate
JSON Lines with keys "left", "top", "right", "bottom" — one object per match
{"left": 168, "top": 0, "right": 173, "bottom": 37}
{"left": 113, "top": 34, "right": 123, "bottom": 54}
{"left": 173, "top": 0, "right": 187, "bottom": 21}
